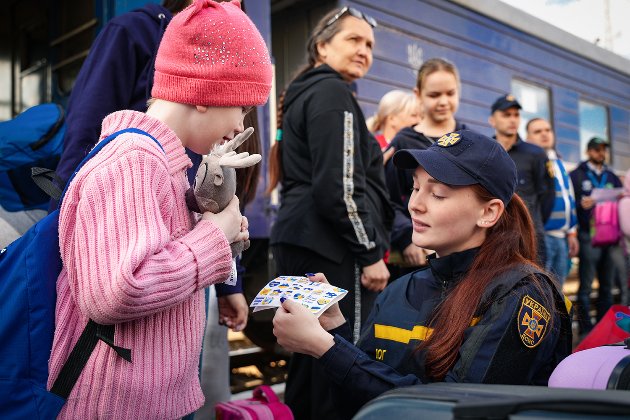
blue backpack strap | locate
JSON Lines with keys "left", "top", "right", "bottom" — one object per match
{"left": 60, "top": 127, "right": 164, "bottom": 206}
{"left": 50, "top": 128, "right": 162, "bottom": 400}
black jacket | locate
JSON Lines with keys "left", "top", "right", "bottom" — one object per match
{"left": 270, "top": 65, "right": 393, "bottom": 266}
{"left": 318, "top": 249, "right": 573, "bottom": 417}
{"left": 500, "top": 136, "right": 555, "bottom": 234}
{"left": 384, "top": 124, "right": 465, "bottom": 251}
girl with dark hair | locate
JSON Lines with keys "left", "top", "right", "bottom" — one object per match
{"left": 273, "top": 130, "right": 573, "bottom": 419}
{"left": 267, "top": 6, "right": 392, "bottom": 419}
{"left": 385, "top": 58, "right": 465, "bottom": 275}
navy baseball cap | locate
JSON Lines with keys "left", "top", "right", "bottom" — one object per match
{"left": 587, "top": 136, "right": 609, "bottom": 149}
{"left": 393, "top": 130, "right": 517, "bottom": 205}
{"left": 491, "top": 94, "right": 522, "bottom": 113}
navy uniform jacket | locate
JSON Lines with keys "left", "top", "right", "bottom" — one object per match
{"left": 500, "top": 136, "right": 555, "bottom": 234}
{"left": 56, "top": 4, "right": 172, "bottom": 187}
{"left": 384, "top": 124, "right": 466, "bottom": 252}
{"left": 317, "top": 248, "right": 572, "bottom": 417}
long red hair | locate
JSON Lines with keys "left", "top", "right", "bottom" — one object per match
{"left": 418, "top": 187, "right": 549, "bottom": 380}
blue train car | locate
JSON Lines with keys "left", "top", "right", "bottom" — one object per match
{"left": 1, "top": 0, "right": 629, "bottom": 349}
{"left": 275, "top": 0, "right": 630, "bottom": 172}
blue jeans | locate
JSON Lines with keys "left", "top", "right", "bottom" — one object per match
{"left": 545, "top": 234, "right": 569, "bottom": 285}
{"left": 577, "top": 230, "right": 617, "bottom": 333}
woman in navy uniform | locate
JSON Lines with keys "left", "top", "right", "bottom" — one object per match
{"left": 273, "top": 130, "right": 573, "bottom": 418}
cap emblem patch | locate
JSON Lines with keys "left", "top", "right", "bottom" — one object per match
{"left": 517, "top": 295, "right": 550, "bottom": 348}
{"left": 506, "top": 94, "right": 515, "bottom": 101}
{"left": 437, "top": 132, "right": 461, "bottom": 147}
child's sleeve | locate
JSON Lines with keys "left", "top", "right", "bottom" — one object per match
{"left": 62, "top": 144, "right": 232, "bottom": 324}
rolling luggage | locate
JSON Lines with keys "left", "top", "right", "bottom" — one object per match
{"left": 353, "top": 383, "right": 630, "bottom": 419}
{"left": 548, "top": 339, "right": 630, "bottom": 390}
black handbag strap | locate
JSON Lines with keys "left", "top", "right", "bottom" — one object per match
{"left": 50, "top": 320, "right": 131, "bottom": 399}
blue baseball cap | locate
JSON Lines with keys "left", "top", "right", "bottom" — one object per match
{"left": 491, "top": 94, "right": 521, "bottom": 114}
{"left": 393, "top": 130, "right": 517, "bottom": 205}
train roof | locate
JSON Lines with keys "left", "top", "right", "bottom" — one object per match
{"left": 450, "top": 0, "right": 630, "bottom": 77}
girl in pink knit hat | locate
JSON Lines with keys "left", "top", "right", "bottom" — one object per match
{"left": 46, "top": 1, "right": 272, "bottom": 418}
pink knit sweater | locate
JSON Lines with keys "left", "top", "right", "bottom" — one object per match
{"left": 47, "top": 111, "right": 233, "bottom": 419}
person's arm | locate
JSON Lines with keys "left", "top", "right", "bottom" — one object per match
{"left": 445, "top": 280, "right": 567, "bottom": 385}
{"left": 384, "top": 158, "right": 414, "bottom": 252}
{"left": 55, "top": 22, "right": 146, "bottom": 187}
{"left": 273, "top": 294, "right": 422, "bottom": 413}
{"left": 61, "top": 140, "right": 233, "bottom": 325}
{"left": 307, "top": 85, "right": 381, "bottom": 267}
{"left": 537, "top": 154, "right": 556, "bottom": 224}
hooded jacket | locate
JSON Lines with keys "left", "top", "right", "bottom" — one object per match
{"left": 270, "top": 65, "right": 393, "bottom": 267}
{"left": 55, "top": 4, "right": 172, "bottom": 187}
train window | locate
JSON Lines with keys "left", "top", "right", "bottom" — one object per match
{"left": 578, "top": 100, "right": 609, "bottom": 159}
{"left": 511, "top": 79, "right": 551, "bottom": 139}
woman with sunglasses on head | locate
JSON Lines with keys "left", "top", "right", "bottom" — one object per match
{"left": 273, "top": 130, "right": 573, "bottom": 419}
{"left": 384, "top": 58, "right": 465, "bottom": 278}
{"left": 267, "top": 6, "right": 392, "bottom": 419}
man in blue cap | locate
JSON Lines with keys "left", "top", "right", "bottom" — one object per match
{"left": 570, "top": 137, "right": 625, "bottom": 336}
{"left": 489, "top": 94, "right": 555, "bottom": 265}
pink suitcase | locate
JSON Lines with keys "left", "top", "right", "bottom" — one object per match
{"left": 548, "top": 340, "right": 630, "bottom": 390}
{"left": 215, "top": 385, "right": 294, "bottom": 420}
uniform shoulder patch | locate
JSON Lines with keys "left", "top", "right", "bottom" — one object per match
{"left": 517, "top": 295, "right": 550, "bottom": 348}
{"left": 437, "top": 132, "right": 461, "bottom": 147}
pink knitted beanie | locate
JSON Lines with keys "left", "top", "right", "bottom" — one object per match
{"left": 152, "top": 0, "right": 272, "bottom": 106}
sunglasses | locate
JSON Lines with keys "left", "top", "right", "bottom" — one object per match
{"left": 325, "top": 6, "right": 377, "bottom": 29}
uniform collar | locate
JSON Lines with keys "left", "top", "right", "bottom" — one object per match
{"left": 428, "top": 247, "right": 479, "bottom": 286}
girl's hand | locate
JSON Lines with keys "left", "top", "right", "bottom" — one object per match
{"left": 218, "top": 293, "right": 248, "bottom": 332}
{"left": 361, "top": 259, "right": 389, "bottom": 292}
{"left": 273, "top": 298, "right": 335, "bottom": 358}
{"left": 402, "top": 244, "right": 430, "bottom": 266}
{"left": 305, "top": 273, "right": 346, "bottom": 331}
{"left": 202, "top": 196, "right": 244, "bottom": 243}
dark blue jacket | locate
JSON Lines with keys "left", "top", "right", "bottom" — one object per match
{"left": 570, "top": 161, "right": 623, "bottom": 232}
{"left": 500, "top": 136, "right": 555, "bottom": 235}
{"left": 54, "top": 4, "right": 236, "bottom": 295}
{"left": 318, "top": 248, "right": 572, "bottom": 417}
{"left": 56, "top": 4, "right": 172, "bottom": 186}
{"left": 384, "top": 124, "right": 465, "bottom": 252}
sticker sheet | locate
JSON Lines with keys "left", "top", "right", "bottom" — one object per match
{"left": 250, "top": 275, "right": 348, "bottom": 317}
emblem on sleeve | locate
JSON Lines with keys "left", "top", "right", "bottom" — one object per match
{"left": 517, "top": 295, "right": 550, "bottom": 348}
{"left": 437, "top": 132, "right": 461, "bottom": 147}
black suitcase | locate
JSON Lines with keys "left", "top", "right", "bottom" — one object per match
{"left": 353, "top": 383, "right": 630, "bottom": 419}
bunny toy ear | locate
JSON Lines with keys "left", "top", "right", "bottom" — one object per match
{"left": 222, "top": 127, "right": 255, "bottom": 153}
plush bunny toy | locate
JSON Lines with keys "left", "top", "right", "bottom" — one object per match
{"left": 186, "top": 127, "right": 261, "bottom": 258}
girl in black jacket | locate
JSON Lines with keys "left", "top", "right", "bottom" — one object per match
{"left": 267, "top": 6, "right": 392, "bottom": 419}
